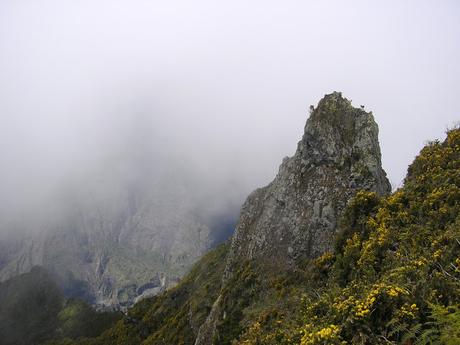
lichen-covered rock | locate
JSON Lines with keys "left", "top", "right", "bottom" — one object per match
{"left": 195, "top": 92, "right": 391, "bottom": 344}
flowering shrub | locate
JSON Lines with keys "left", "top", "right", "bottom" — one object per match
{"left": 300, "top": 324, "right": 344, "bottom": 345}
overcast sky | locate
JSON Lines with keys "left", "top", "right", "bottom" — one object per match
{"left": 0, "top": 0, "right": 459, "bottom": 226}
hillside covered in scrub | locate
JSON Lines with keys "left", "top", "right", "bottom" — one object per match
{"left": 46, "top": 97, "right": 460, "bottom": 344}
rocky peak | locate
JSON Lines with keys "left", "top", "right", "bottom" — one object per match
{"left": 225, "top": 92, "right": 391, "bottom": 272}
{"left": 196, "top": 93, "right": 391, "bottom": 345}
{"left": 300, "top": 91, "right": 390, "bottom": 195}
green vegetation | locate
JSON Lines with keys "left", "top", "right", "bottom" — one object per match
{"left": 27, "top": 128, "right": 460, "bottom": 344}
{"left": 0, "top": 266, "right": 121, "bottom": 345}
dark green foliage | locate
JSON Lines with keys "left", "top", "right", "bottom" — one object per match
{"left": 0, "top": 267, "right": 121, "bottom": 345}
{"left": 334, "top": 190, "right": 381, "bottom": 253}
{"left": 215, "top": 262, "right": 260, "bottom": 344}
{"left": 0, "top": 266, "right": 63, "bottom": 345}
{"left": 55, "top": 299, "right": 122, "bottom": 340}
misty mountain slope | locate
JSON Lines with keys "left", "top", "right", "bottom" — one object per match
{"left": 58, "top": 110, "right": 460, "bottom": 344}
{"left": 0, "top": 184, "right": 214, "bottom": 308}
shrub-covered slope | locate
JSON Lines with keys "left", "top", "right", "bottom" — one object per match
{"left": 236, "top": 128, "right": 460, "bottom": 345}
{"left": 61, "top": 128, "right": 460, "bottom": 345}
{"left": 293, "top": 128, "right": 460, "bottom": 344}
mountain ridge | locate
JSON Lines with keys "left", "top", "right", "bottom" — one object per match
{"left": 71, "top": 122, "right": 460, "bottom": 345}
{"left": 6, "top": 94, "right": 460, "bottom": 345}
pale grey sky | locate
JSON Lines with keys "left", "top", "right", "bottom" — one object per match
{"left": 0, "top": 0, "right": 459, "bottom": 226}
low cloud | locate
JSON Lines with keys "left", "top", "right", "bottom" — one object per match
{"left": 0, "top": 0, "right": 459, "bottom": 236}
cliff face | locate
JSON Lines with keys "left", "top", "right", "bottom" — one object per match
{"left": 196, "top": 92, "right": 391, "bottom": 344}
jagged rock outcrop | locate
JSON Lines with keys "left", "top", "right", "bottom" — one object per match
{"left": 226, "top": 92, "right": 390, "bottom": 270}
{"left": 195, "top": 92, "right": 391, "bottom": 344}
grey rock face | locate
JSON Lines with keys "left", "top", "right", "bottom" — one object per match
{"left": 195, "top": 92, "right": 391, "bottom": 344}
{"left": 225, "top": 91, "right": 390, "bottom": 272}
